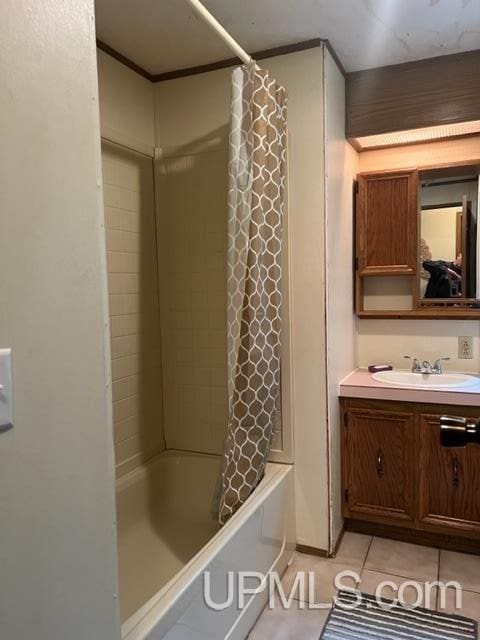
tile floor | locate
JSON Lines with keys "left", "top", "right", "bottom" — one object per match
{"left": 248, "top": 533, "right": 480, "bottom": 639}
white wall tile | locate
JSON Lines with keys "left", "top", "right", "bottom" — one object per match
{"left": 102, "top": 142, "right": 164, "bottom": 472}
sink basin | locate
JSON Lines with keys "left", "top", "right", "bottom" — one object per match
{"left": 372, "top": 370, "right": 479, "bottom": 390}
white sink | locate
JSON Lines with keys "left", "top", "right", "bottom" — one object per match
{"left": 372, "top": 370, "right": 479, "bottom": 390}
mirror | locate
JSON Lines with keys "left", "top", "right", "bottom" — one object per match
{"left": 419, "top": 169, "right": 480, "bottom": 308}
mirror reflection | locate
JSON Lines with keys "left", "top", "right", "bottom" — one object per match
{"left": 419, "top": 172, "right": 480, "bottom": 304}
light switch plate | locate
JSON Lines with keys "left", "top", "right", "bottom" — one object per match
{"left": 0, "top": 348, "right": 13, "bottom": 431}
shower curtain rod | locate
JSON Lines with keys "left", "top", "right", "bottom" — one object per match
{"left": 184, "top": 0, "right": 252, "bottom": 65}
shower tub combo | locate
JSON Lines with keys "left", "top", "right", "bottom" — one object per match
{"left": 116, "top": 451, "right": 294, "bottom": 640}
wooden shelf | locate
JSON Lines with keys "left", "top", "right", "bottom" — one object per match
{"left": 358, "top": 309, "right": 480, "bottom": 320}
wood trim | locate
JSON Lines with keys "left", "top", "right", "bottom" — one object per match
{"left": 345, "top": 519, "right": 480, "bottom": 555}
{"left": 421, "top": 202, "right": 463, "bottom": 210}
{"left": 296, "top": 544, "right": 328, "bottom": 557}
{"left": 357, "top": 309, "right": 480, "bottom": 319}
{"left": 359, "top": 265, "right": 415, "bottom": 277}
{"left": 152, "top": 39, "right": 325, "bottom": 82}
{"left": 346, "top": 49, "right": 480, "bottom": 138}
{"left": 152, "top": 55, "right": 246, "bottom": 82}
{"left": 342, "top": 397, "right": 480, "bottom": 415}
{"left": 421, "top": 179, "right": 478, "bottom": 189}
{"left": 357, "top": 167, "right": 418, "bottom": 177}
{"left": 418, "top": 159, "right": 480, "bottom": 177}
{"left": 419, "top": 297, "right": 479, "bottom": 305}
{"left": 422, "top": 298, "right": 480, "bottom": 306}
{"left": 456, "top": 210, "right": 463, "bottom": 257}
{"left": 360, "top": 159, "right": 480, "bottom": 179}
{"left": 96, "top": 39, "right": 155, "bottom": 81}
{"left": 418, "top": 301, "right": 479, "bottom": 311}
{"left": 96, "top": 38, "right": 341, "bottom": 84}
{"left": 324, "top": 39, "right": 346, "bottom": 77}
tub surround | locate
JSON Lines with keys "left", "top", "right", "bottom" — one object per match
{"left": 340, "top": 368, "right": 480, "bottom": 406}
{"left": 102, "top": 142, "right": 165, "bottom": 476}
{"left": 117, "top": 450, "right": 295, "bottom": 640}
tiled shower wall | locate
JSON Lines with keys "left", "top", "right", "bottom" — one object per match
{"left": 102, "top": 140, "right": 281, "bottom": 463}
{"left": 157, "top": 150, "right": 229, "bottom": 454}
{"left": 102, "top": 142, "right": 165, "bottom": 475}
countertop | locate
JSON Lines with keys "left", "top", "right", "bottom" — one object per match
{"left": 339, "top": 368, "right": 480, "bottom": 407}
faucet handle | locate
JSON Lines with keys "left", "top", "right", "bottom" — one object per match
{"left": 404, "top": 355, "right": 421, "bottom": 372}
{"left": 433, "top": 357, "right": 450, "bottom": 374}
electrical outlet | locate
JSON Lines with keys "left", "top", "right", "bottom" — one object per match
{"left": 458, "top": 336, "right": 473, "bottom": 359}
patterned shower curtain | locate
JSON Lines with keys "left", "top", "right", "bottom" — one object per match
{"left": 217, "top": 62, "right": 287, "bottom": 526}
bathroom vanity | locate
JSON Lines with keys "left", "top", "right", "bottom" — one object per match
{"left": 340, "top": 370, "right": 480, "bottom": 552}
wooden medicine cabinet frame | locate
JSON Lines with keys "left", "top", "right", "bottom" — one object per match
{"left": 355, "top": 159, "right": 480, "bottom": 319}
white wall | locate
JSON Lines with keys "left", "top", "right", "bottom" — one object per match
{"left": 268, "top": 49, "right": 329, "bottom": 551}
{"left": 358, "top": 320, "right": 480, "bottom": 372}
{"left": 155, "top": 47, "right": 329, "bottom": 550}
{"left": 97, "top": 49, "right": 155, "bottom": 154}
{"left": 421, "top": 180, "right": 478, "bottom": 213}
{"left": 358, "top": 136, "right": 480, "bottom": 375}
{"left": 324, "top": 50, "right": 359, "bottom": 551}
{"left": 421, "top": 207, "right": 458, "bottom": 262}
{"left": 360, "top": 137, "right": 480, "bottom": 173}
{"left": 0, "top": 2, "right": 120, "bottom": 639}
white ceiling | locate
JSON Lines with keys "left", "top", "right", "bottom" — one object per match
{"left": 95, "top": 0, "right": 480, "bottom": 75}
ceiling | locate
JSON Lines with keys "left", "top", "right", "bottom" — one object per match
{"left": 95, "top": 0, "right": 480, "bottom": 75}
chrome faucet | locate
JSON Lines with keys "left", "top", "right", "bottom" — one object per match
{"left": 404, "top": 355, "right": 450, "bottom": 374}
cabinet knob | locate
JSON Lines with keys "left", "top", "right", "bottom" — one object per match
{"left": 451, "top": 453, "right": 460, "bottom": 488}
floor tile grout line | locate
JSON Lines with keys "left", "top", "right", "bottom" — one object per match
{"left": 360, "top": 565, "right": 439, "bottom": 584}
{"left": 461, "top": 587, "right": 480, "bottom": 596}
{"left": 362, "top": 535, "right": 375, "bottom": 572}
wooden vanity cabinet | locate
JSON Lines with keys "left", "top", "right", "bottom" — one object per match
{"left": 342, "top": 398, "right": 480, "bottom": 548}
{"left": 357, "top": 169, "right": 418, "bottom": 277}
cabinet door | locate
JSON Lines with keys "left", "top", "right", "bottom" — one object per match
{"left": 418, "top": 414, "right": 480, "bottom": 535}
{"left": 357, "top": 170, "right": 418, "bottom": 276}
{"left": 343, "top": 407, "right": 415, "bottom": 523}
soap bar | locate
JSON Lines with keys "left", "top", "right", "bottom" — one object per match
{"left": 368, "top": 364, "right": 393, "bottom": 373}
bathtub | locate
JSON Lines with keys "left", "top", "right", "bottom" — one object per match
{"left": 116, "top": 450, "right": 295, "bottom": 640}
